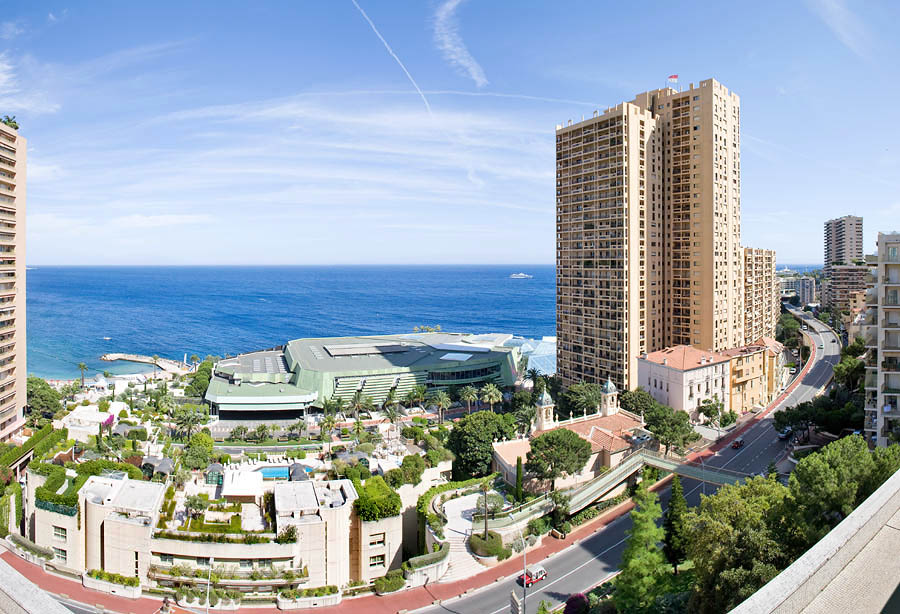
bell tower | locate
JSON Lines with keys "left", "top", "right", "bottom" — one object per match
{"left": 534, "top": 389, "right": 556, "bottom": 431}
{"left": 600, "top": 378, "right": 619, "bottom": 417}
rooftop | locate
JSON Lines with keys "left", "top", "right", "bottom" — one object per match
{"left": 274, "top": 480, "right": 357, "bottom": 524}
{"left": 81, "top": 475, "right": 165, "bottom": 515}
{"left": 221, "top": 469, "right": 264, "bottom": 499}
{"left": 642, "top": 345, "right": 729, "bottom": 370}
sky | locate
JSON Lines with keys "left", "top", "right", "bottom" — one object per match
{"left": 1, "top": 0, "right": 898, "bottom": 266}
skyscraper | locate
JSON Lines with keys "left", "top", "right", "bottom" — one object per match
{"left": 556, "top": 78, "right": 746, "bottom": 390}
{"left": 824, "top": 215, "right": 866, "bottom": 311}
{"left": 0, "top": 121, "right": 25, "bottom": 441}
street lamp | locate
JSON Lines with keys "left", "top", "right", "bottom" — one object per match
{"left": 206, "top": 556, "right": 215, "bottom": 614}
{"left": 516, "top": 524, "right": 527, "bottom": 614}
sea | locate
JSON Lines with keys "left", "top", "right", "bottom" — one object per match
{"left": 26, "top": 266, "right": 557, "bottom": 379}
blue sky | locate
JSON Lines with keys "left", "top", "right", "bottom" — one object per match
{"left": 1, "top": 0, "right": 898, "bottom": 265}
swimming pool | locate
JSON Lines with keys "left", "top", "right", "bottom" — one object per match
{"left": 257, "top": 466, "right": 289, "bottom": 479}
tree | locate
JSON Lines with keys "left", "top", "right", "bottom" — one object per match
{"left": 648, "top": 408, "right": 699, "bottom": 456}
{"left": 1, "top": 115, "right": 19, "bottom": 130}
{"left": 514, "top": 404, "right": 535, "bottom": 436}
{"left": 841, "top": 336, "right": 866, "bottom": 360}
{"left": 382, "top": 404, "right": 399, "bottom": 436}
{"left": 152, "top": 355, "right": 160, "bottom": 381}
{"left": 349, "top": 390, "right": 374, "bottom": 421}
{"left": 563, "top": 593, "right": 589, "bottom": 614}
{"left": 566, "top": 382, "right": 603, "bottom": 417}
{"left": 428, "top": 389, "right": 451, "bottom": 424}
{"left": 189, "top": 354, "right": 199, "bottom": 365}
{"left": 26, "top": 376, "right": 62, "bottom": 416}
{"left": 663, "top": 475, "right": 688, "bottom": 575}
{"left": 399, "top": 454, "right": 426, "bottom": 485}
{"left": 174, "top": 406, "right": 204, "bottom": 439}
{"left": 767, "top": 459, "right": 778, "bottom": 478}
{"left": 447, "top": 410, "right": 514, "bottom": 479}
{"left": 480, "top": 383, "right": 502, "bottom": 412}
{"left": 229, "top": 425, "right": 248, "bottom": 441}
{"left": 412, "top": 384, "right": 427, "bottom": 409}
{"left": 515, "top": 456, "right": 523, "bottom": 502}
{"left": 319, "top": 414, "right": 337, "bottom": 454}
{"left": 619, "top": 388, "right": 657, "bottom": 420}
{"left": 697, "top": 395, "right": 725, "bottom": 429}
{"left": 173, "top": 468, "right": 191, "bottom": 489}
{"left": 382, "top": 388, "right": 398, "bottom": 412}
{"left": 188, "top": 431, "right": 214, "bottom": 456}
{"left": 525, "top": 429, "right": 591, "bottom": 490}
{"left": 77, "top": 362, "right": 89, "bottom": 389}
{"left": 832, "top": 356, "right": 864, "bottom": 390}
{"left": 789, "top": 434, "right": 876, "bottom": 544}
{"left": 254, "top": 423, "right": 271, "bottom": 442}
{"left": 615, "top": 480, "right": 665, "bottom": 612}
{"left": 185, "top": 494, "right": 208, "bottom": 519}
{"left": 476, "top": 492, "right": 505, "bottom": 516}
{"left": 459, "top": 385, "right": 478, "bottom": 414}
{"left": 686, "top": 477, "right": 795, "bottom": 614}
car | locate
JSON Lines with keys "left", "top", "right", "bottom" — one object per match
{"left": 818, "top": 344, "right": 824, "bottom": 349}
{"left": 790, "top": 367, "right": 797, "bottom": 374}
{"left": 518, "top": 565, "right": 547, "bottom": 587}
{"left": 778, "top": 427, "right": 793, "bottom": 440}
{"left": 832, "top": 339, "right": 837, "bottom": 343}
{"left": 731, "top": 437, "right": 745, "bottom": 449}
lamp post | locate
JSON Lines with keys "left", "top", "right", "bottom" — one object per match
{"left": 206, "top": 556, "right": 215, "bottom": 614}
{"left": 516, "top": 524, "right": 527, "bottom": 614}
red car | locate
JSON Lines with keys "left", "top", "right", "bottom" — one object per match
{"left": 731, "top": 437, "right": 745, "bottom": 449}
{"left": 518, "top": 565, "right": 547, "bottom": 587}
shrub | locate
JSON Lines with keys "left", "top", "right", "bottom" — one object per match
{"left": 403, "top": 541, "right": 450, "bottom": 572}
{"left": 527, "top": 516, "right": 552, "bottom": 537}
{"left": 9, "top": 533, "right": 53, "bottom": 558}
{"left": 469, "top": 530, "right": 510, "bottom": 560}
{"left": 564, "top": 593, "right": 590, "bottom": 614}
{"left": 401, "top": 425, "right": 425, "bottom": 442}
{"left": 275, "top": 524, "right": 297, "bottom": 544}
{"left": 354, "top": 476, "right": 401, "bottom": 521}
{"left": 118, "top": 409, "right": 128, "bottom": 419}
{"left": 88, "top": 569, "right": 140, "bottom": 587}
{"left": 374, "top": 569, "right": 405, "bottom": 594}
{"left": 98, "top": 400, "right": 110, "bottom": 412}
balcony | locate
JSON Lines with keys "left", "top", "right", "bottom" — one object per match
{"left": 865, "top": 373, "right": 878, "bottom": 389}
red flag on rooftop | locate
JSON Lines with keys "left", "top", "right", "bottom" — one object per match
{"left": 668, "top": 74, "right": 678, "bottom": 82}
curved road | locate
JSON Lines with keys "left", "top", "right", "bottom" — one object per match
{"left": 417, "top": 313, "right": 840, "bottom": 614}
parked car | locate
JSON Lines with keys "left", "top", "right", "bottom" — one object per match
{"left": 778, "top": 427, "right": 793, "bottom": 440}
{"left": 518, "top": 565, "right": 547, "bottom": 587}
{"left": 731, "top": 437, "right": 745, "bottom": 449}
{"left": 790, "top": 367, "right": 797, "bottom": 375}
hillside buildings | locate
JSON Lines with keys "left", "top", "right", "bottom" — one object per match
{"left": 863, "top": 232, "right": 900, "bottom": 448}
{"left": 0, "top": 121, "right": 25, "bottom": 441}
{"left": 824, "top": 215, "right": 867, "bottom": 312}
{"left": 780, "top": 275, "right": 816, "bottom": 306}
{"left": 206, "top": 332, "right": 520, "bottom": 418}
{"left": 556, "top": 78, "right": 775, "bottom": 390}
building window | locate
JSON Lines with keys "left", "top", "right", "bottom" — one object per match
{"left": 240, "top": 559, "right": 252, "bottom": 569}
{"left": 259, "top": 558, "right": 272, "bottom": 568}
{"left": 369, "top": 554, "right": 386, "bottom": 567}
{"left": 53, "top": 547, "right": 67, "bottom": 564}
{"left": 53, "top": 526, "right": 66, "bottom": 541}
{"left": 369, "top": 532, "right": 386, "bottom": 547}
{"left": 160, "top": 554, "right": 173, "bottom": 565}
{"left": 197, "top": 557, "right": 210, "bottom": 567}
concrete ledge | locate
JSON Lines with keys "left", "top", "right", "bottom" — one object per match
{"left": 0, "top": 557, "right": 71, "bottom": 614}
{"left": 732, "top": 466, "right": 900, "bottom": 613}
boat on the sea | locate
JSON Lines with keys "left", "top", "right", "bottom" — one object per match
{"left": 509, "top": 272, "right": 533, "bottom": 279}
{"left": 102, "top": 337, "right": 112, "bottom": 340}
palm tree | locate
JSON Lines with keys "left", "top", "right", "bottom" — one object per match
{"left": 1, "top": 116, "right": 18, "bottom": 130}
{"left": 319, "top": 414, "right": 337, "bottom": 454}
{"left": 254, "top": 423, "right": 271, "bottom": 442}
{"left": 382, "top": 388, "right": 398, "bottom": 412}
{"left": 428, "top": 390, "right": 452, "bottom": 424}
{"left": 459, "top": 385, "right": 478, "bottom": 415}
{"left": 569, "top": 382, "right": 603, "bottom": 417}
{"left": 152, "top": 355, "right": 160, "bottom": 381}
{"left": 332, "top": 396, "right": 347, "bottom": 420}
{"left": 321, "top": 397, "right": 337, "bottom": 417}
{"left": 403, "top": 389, "right": 418, "bottom": 409}
{"left": 353, "top": 417, "right": 365, "bottom": 443}
{"left": 189, "top": 354, "right": 199, "bottom": 365}
{"left": 382, "top": 404, "right": 399, "bottom": 438}
{"left": 413, "top": 384, "right": 427, "bottom": 409}
{"left": 349, "top": 390, "right": 375, "bottom": 421}
{"left": 480, "top": 383, "right": 502, "bottom": 412}
{"left": 77, "top": 362, "right": 88, "bottom": 389}
{"left": 230, "top": 425, "right": 248, "bottom": 441}
{"left": 289, "top": 420, "right": 305, "bottom": 440}
{"left": 526, "top": 368, "right": 541, "bottom": 387}
{"left": 174, "top": 407, "right": 203, "bottom": 439}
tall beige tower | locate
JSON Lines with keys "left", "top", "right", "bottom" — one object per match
{"left": 557, "top": 78, "right": 745, "bottom": 390}
{"left": 0, "top": 121, "right": 25, "bottom": 441}
{"left": 743, "top": 247, "right": 778, "bottom": 343}
{"left": 824, "top": 216, "right": 866, "bottom": 311}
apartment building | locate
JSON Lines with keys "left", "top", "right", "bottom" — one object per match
{"left": 780, "top": 276, "right": 816, "bottom": 306}
{"left": 555, "top": 102, "right": 664, "bottom": 390}
{"left": 824, "top": 215, "right": 866, "bottom": 311}
{"left": 744, "top": 247, "right": 778, "bottom": 343}
{"left": 863, "top": 232, "right": 900, "bottom": 448}
{"left": 0, "top": 122, "right": 25, "bottom": 441}
{"left": 556, "top": 78, "right": 746, "bottom": 390}
{"left": 720, "top": 338, "right": 785, "bottom": 414}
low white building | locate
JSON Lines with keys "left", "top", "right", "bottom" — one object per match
{"left": 637, "top": 345, "right": 731, "bottom": 421}
{"left": 58, "top": 405, "right": 115, "bottom": 443}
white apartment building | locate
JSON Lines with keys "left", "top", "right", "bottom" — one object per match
{"left": 780, "top": 276, "right": 816, "bottom": 306}
{"left": 637, "top": 345, "right": 731, "bottom": 422}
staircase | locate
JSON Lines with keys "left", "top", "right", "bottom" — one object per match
{"left": 439, "top": 493, "right": 486, "bottom": 583}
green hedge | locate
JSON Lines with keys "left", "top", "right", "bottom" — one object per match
{"left": 88, "top": 569, "right": 140, "bottom": 587}
{"left": 353, "top": 476, "right": 401, "bottom": 521}
{"left": 469, "top": 530, "right": 510, "bottom": 560}
{"left": 0, "top": 425, "right": 53, "bottom": 467}
{"left": 9, "top": 533, "right": 53, "bottom": 558}
{"left": 415, "top": 473, "right": 497, "bottom": 554}
{"left": 33, "top": 428, "right": 69, "bottom": 460}
{"left": 154, "top": 531, "right": 271, "bottom": 544}
{"left": 373, "top": 569, "right": 405, "bottom": 594}
{"left": 280, "top": 585, "right": 338, "bottom": 599}
{"left": 10, "top": 481, "right": 21, "bottom": 527}
{"left": 32, "top": 459, "right": 143, "bottom": 511}
{"left": 402, "top": 540, "right": 449, "bottom": 572}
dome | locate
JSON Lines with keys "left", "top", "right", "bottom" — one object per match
{"left": 538, "top": 389, "right": 553, "bottom": 406}
{"left": 601, "top": 378, "right": 617, "bottom": 394}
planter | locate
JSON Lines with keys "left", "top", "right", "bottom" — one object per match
{"left": 276, "top": 592, "right": 342, "bottom": 609}
{"left": 177, "top": 597, "right": 241, "bottom": 610}
{"left": 471, "top": 552, "right": 500, "bottom": 568}
{"left": 82, "top": 574, "right": 142, "bottom": 599}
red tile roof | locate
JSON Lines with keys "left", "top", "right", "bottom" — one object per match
{"left": 642, "top": 345, "right": 729, "bottom": 370}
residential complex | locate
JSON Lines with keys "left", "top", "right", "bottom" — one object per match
{"left": 863, "top": 232, "right": 900, "bottom": 448}
{"left": 780, "top": 275, "right": 816, "bottom": 306}
{"left": 824, "top": 215, "right": 867, "bottom": 311}
{"left": 638, "top": 337, "right": 785, "bottom": 420}
{"left": 206, "top": 332, "right": 520, "bottom": 418}
{"left": 557, "top": 78, "right": 768, "bottom": 391}
{"left": 743, "top": 247, "right": 778, "bottom": 343}
{"left": 0, "top": 122, "right": 25, "bottom": 441}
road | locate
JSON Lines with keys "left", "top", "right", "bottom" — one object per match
{"left": 417, "top": 312, "right": 840, "bottom": 614}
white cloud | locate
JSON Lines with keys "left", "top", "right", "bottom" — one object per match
{"left": 0, "top": 21, "right": 23, "bottom": 40}
{"left": 433, "top": 0, "right": 488, "bottom": 88}
{"left": 804, "top": 0, "right": 872, "bottom": 59}
{"left": 0, "top": 52, "right": 60, "bottom": 114}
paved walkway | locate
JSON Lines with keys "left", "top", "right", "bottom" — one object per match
{"left": 439, "top": 493, "right": 482, "bottom": 583}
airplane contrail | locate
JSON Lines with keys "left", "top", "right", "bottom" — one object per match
{"left": 349, "top": 0, "right": 432, "bottom": 116}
